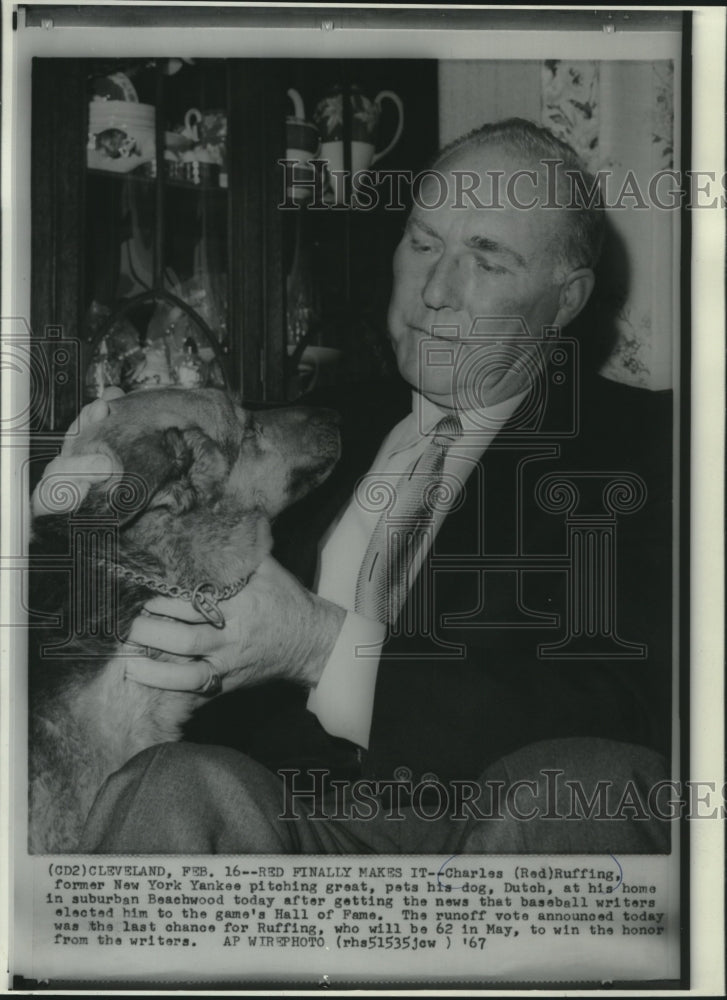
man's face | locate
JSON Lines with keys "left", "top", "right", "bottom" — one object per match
{"left": 387, "top": 144, "right": 574, "bottom": 410}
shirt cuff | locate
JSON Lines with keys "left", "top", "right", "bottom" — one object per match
{"left": 306, "top": 611, "right": 385, "bottom": 749}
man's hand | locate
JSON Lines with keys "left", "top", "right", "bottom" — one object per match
{"left": 31, "top": 388, "right": 124, "bottom": 517}
{"left": 124, "top": 556, "right": 347, "bottom": 695}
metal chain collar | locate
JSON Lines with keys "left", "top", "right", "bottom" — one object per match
{"left": 101, "top": 560, "right": 251, "bottom": 629}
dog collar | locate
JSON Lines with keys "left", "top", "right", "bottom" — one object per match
{"left": 101, "top": 560, "right": 251, "bottom": 629}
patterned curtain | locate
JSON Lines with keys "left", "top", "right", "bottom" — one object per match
{"left": 439, "top": 59, "right": 677, "bottom": 390}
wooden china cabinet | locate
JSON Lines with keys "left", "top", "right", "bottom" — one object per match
{"left": 30, "top": 56, "right": 439, "bottom": 431}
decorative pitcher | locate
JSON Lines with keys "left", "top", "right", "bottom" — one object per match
{"left": 313, "top": 84, "right": 404, "bottom": 203}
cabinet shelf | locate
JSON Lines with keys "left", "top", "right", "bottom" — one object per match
{"left": 87, "top": 166, "right": 228, "bottom": 193}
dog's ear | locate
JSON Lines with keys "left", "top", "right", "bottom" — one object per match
{"left": 80, "top": 425, "right": 230, "bottom": 524}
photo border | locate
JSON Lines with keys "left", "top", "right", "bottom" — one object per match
{"left": 2, "top": 2, "right": 723, "bottom": 994}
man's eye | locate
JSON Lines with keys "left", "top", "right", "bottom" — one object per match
{"left": 475, "top": 256, "right": 507, "bottom": 275}
{"left": 408, "top": 234, "right": 433, "bottom": 253}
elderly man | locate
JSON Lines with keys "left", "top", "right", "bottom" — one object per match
{"left": 39, "top": 119, "right": 672, "bottom": 853}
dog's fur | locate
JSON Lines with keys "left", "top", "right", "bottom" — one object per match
{"left": 29, "top": 388, "right": 340, "bottom": 853}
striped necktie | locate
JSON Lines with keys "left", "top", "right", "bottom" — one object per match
{"left": 354, "top": 414, "right": 463, "bottom": 624}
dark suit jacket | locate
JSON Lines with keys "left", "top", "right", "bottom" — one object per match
{"left": 270, "top": 370, "right": 673, "bottom": 786}
{"left": 189, "top": 369, "right": 673, "bottom": 786}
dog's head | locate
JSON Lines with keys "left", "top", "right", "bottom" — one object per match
{"left": 55, "top": 388, "right": 340, "bottom": 590}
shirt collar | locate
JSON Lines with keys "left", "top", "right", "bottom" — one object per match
{"left": 386, "top": 389, "right": 527, "bottom": 459}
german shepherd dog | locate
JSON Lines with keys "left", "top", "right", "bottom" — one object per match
{"left": 29, "top": 388, "right": 340, "bottom": 853}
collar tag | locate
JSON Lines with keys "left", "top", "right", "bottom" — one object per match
{"left": 191, "top": 583, "right": 226, "bottom": 629}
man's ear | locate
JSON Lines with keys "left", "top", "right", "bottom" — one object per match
{"left": 553, "top": 268, "right": 595, "bottom": 330}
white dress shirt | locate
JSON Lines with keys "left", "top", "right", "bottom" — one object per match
{"left": 306, "top": 389, "right": 525, "bottom": 748}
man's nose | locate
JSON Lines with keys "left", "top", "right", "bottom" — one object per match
{"left": 421, "top": 253, "right": 463, "bottom": 311}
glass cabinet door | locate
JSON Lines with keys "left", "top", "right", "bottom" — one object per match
{"left": 31, "top": 56, "right": 287, "bottom": 430}
{"left": 83, "top": 59, "right": 230, "bottom": 400}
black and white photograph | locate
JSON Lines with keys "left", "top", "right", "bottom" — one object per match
{"left": 2, "top": 2, "right": 724, "bottom": 992}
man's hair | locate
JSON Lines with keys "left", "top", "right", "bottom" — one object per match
{"left": 435, "top": 118, "right": 606, "bottom": 280}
